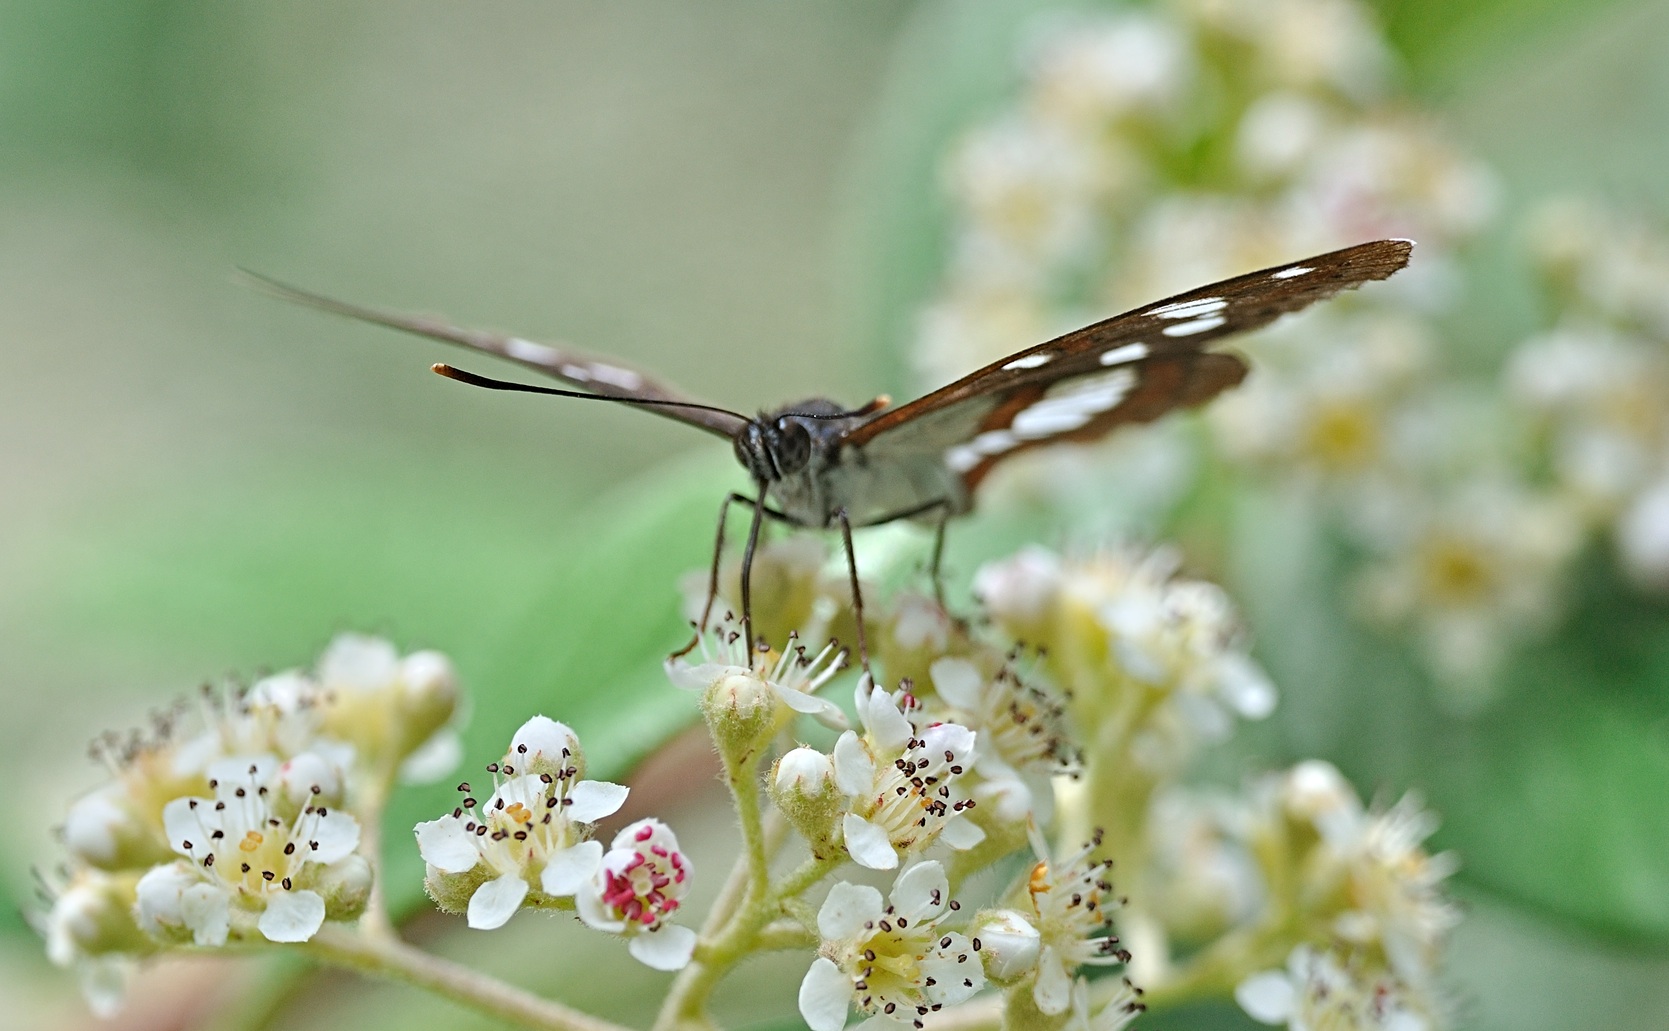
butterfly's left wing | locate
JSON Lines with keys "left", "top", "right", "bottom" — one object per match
{"left": 839, "top": 239, "right": 1412, "bottom": 497}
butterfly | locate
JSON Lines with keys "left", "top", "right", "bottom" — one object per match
{"left": 248, "top": 237, "right": 1412, "bottom": 667}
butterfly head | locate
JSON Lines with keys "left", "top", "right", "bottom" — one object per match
{"left": 734, "top": 415, "right": 813, "bottom": 484}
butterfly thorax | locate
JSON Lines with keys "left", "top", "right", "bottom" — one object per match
{"left": 735, "top": 398, "right": 975, "bottom": 530}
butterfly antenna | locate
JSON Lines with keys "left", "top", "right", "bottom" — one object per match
{"left": 432, "top": 363, "right": 749, "bottom": 420}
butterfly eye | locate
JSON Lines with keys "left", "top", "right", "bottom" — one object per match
{"left": 771, "top": 418, "right": 812, "bottom": 476}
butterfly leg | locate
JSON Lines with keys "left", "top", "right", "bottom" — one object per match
{"left": 672, "top": 490, "right": 791, "bottom": 661}
{"left": 738, "top": 483, "right": 770, "bottom": 655}
{"left": 835, "top": 508, "right": 872, "bottom": 678}
{"left": 923, "top": 500, "right": 953, "bottom": 609}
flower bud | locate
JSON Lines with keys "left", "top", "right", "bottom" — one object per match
{"left": 398, "top": 650, "right": 459, "bottom": 752}
{"left": 971, "top": 908, "right": 1041, "bottom": 983}
{"left": 45, "top": 870, "right": 151, "bottom": 965}
{"left": 317, "top": 854, "right": 374, "bottom": 921}
{"left": 770, "top": 747, "right": 842, "bottom": 855}
{"left": 504, "top": 715, "right": 585, "bottom": 781}
{"left": 62, "top": 786, "right": 171, "bottom": 872}
{"left": 701, "top": 669, "right": 780, "bottom": 762}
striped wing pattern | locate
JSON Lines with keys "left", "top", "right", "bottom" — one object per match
{"left": 840, "top": 239, "right": 1413, "bottom": 490}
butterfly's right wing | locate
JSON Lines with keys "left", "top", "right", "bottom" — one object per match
{"left": 243, "top": 272, "right": 749, "bottom": 439}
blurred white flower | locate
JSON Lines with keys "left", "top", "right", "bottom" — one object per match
{"left": 576, "top": 818, "right": 696, "bottom": 971}
{"left": 39, "top": 868, "right": 146, "bottom": 1018}
{"left": 799, "top": 861, "right": 984, "bottom": 1031}
{"left": 1236, "top": 945, "right": 1442, "bottom": 1031}
{"left": 926, "top": 656, "right": 1073, "bottom": 823}
{"left": 1355, "top": 479, "right": 1581, "bottom": 692}
{"left": 142, "top": 755, "right": 363, "bottom": 945}
{"left": 978, "top": 546, "right": 1275, "bottom": 770}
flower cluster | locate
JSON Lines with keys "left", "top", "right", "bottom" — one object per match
{"left": 42, "top": 634, "right": 459, "bottom": 1014}
{"left": 41, "top": 531, "right": 1458, "bottom": 1031}
{"left": 1227, "top": 762, "right": 1458, "bottom": 1029}
{"left": 916, "top": 0, "right": 1669, "bottom": 698}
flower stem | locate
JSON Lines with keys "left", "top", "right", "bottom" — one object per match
{"left": 655, "top": 853, "right": 841, "bottom": 1031}
{"left": 305, "top": 925, "right": 627, "bottom": 1031}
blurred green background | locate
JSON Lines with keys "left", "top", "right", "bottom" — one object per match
{"left": 5, "top": 2, "right": 1669, "bottom": 1029}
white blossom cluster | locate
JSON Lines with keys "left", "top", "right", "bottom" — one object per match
{"left": 40, "top": 634, "right": 461, "bottom": 1015}
{"left": 916, "top": 0, "right": 1669, "bottom": 699}
{"left": 673, "top": 538, "right": 1456, "bottom": 1030}
{"left": 40, "top": 536, "right": 1460, "bottom": 1030}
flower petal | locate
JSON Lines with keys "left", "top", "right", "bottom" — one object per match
{"left": 627, "top": 924, "right": 697, "bottom": 971}
{"left": 775, "top": 684, "right": 851, "bottom": 729}
{"left": 1033, "top": 945, "right": 1073, "bottom": 1016}
{"left": 182, "top": 883, "right": 231, "bottom": 947}
{"left": 308, "top": 810, "right": 362, "bottom": 864}
{"left": 259, "top": 889, "right": 326, "bottom": 943}
{"left": 929, "top": 657, "right": 984, "bottom": 709}
{"left": 541, "top": 841, "right": 603, "bottom": 896}
{"left": 134, "top": 863, "right": 195, "bottom": 937}
{"left": 1235, "top": 971, "right": 1295, "bottom": 1024}
{"left": 575, "top": 878, "right": 624, "bottom": 933}
{"left": 467, "top": 872, "right": 529, "bottom": 930}
{"left": 567, "top": 780, "right": 630, "bottom": 823}
{"left": 842, "top": 814, "right": 899, "bottom": 870}
{"left": 799, "top": 956, "right": 854, "bottom": 1031}
{"left": 817, "top": 881, "right": 884, "bottom": 941}
{"left": 162, "top": 797, "right": 216, "bottom": 858}
{"left": 939, "top": 815, "right": 986, "bottom": 851}
{"left": 889, "top": 861, "right": 948, "bottom": 921}
{"left": 921, "top": 944, "right": 984, "bottom": 1005}
{"left": 860, "top": 689, "right": 913, "bottom": 753}
{"left": 832, "top": 732, "right": 873, "bottom": 797}
{"left": 414, "top": 816, "right": 480, "bottom": 873}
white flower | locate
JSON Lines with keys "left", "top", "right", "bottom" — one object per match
{"left": 1237, "top": 945, "right": 1441, "bottom": 1031}
{"left": 979, "top": 546, "right": 1274, "bottom": 769}
{"left": 1024, "top": 825, "right": 1130, "bottom": 1015}
{"left": 927, "top": 657, "right": 1073, "bottom": 823}
{"left": 799, "top": 861, "right": 985, "bottom": 1031}
{"left": 576, "top": 818, "right": 696, "bottom": 971}
{"left": 415, "top": 716, "right": 627, "bottom": 930}
{"left": 668, "top": 620, "right": 849, "bottom": 731}
{"left": 143, "top": 755, "right": 361, "bottom": 944}
{"left": 833, "top": 679, "right": 983, "bottom": 870}
{"left": 1355, "top": 479, "right": 1580, "bottom": 693}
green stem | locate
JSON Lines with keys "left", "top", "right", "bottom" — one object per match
{"left": 656, "top": 854, "right": 841, "bottom": 1031}
{"left": 305, "top": 925, "right": 626, "bottom": 1031}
